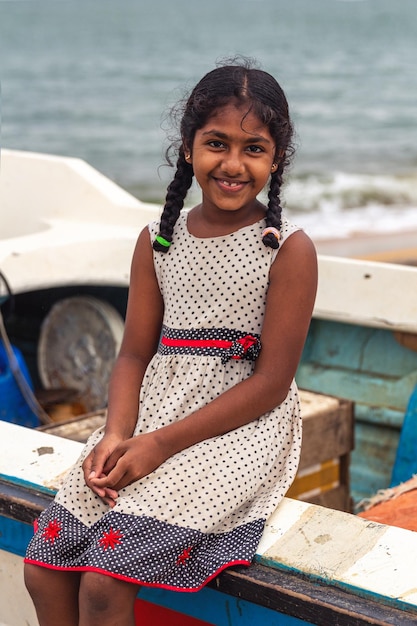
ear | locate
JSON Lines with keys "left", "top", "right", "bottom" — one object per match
{"left": 183, "top": 143, "right": 192, "bottom": 164}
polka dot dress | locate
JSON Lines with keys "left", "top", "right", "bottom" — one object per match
{"left": 25, "top": 213, "right": 302, "bottom": 591}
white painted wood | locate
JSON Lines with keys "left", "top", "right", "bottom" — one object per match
{"left": 316, "top": 255, "right": 417, "bottom": 333}
{"left": 260, "top": 500, "right": 417, "bottom": 611}
{"left": 0, "top": 421, "right": 81, "bottom": 491}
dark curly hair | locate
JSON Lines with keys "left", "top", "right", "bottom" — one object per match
{"left": 153, "top": 59, "right": 295, "bottom": 252}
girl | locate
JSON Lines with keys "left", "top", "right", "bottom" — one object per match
{"left": 24, "top": 60, "right": 317, "bottom": 626}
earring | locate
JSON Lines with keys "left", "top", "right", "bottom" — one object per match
{"left": 185, "top": 153, "right": 191, "bottom": 162}
{"left": 271, "top": 163, "right": 277, "bottom": 172}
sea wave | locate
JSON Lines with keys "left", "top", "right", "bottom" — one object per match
{"left": 282, "top": 172, "right": 417, "bottom": 240}
{"left": 284, "top": 172, "right": 417, "bottom": 213}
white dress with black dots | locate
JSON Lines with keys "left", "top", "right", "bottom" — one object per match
{"left": 25, "top": 213, "right": 302, "bottom": 591}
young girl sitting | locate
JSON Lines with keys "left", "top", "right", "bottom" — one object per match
{"left": 24, "top": 59, "right": 317, "bottom": 626}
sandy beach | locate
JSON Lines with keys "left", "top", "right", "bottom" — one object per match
{"left": 313, "top": 229, "right": 417, "bottom": 265}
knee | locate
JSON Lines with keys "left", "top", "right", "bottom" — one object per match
{"left": 80, "top": 572, "right": 138, "bottom": 621}
{"left": 80, "top": 572, "right": 118, "bottom": 616}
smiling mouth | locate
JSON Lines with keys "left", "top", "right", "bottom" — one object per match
{"left": 222, "top": 180, "right": 241, "bottom": 187}
{"left": 216, "top": 178, "right": 247, "bottom": 190}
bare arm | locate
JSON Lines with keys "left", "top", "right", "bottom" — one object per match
{"left": 104, "top": 227, "right": 164, "bottom": 439}
{"left": 94, "top": 229, "right": 317, "bottom": 493}
{"left": 82, "top": 227, "right": 163, "bottom": 499}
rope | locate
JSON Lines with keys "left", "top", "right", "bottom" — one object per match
{"left": 0, "top": 273, "right": 53, "bottom": 425}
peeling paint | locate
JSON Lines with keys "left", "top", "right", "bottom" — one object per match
{"left": 34, "top": 446, "right": 54, "bottom": 456}
{"left": 261, "top": 506, "right": 386, "bottom": 580}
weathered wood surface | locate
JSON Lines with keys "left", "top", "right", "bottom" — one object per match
{"left": 38, "top": 409, "right": 106, "bottom": 442}
{"left": 213, "top": 564, "right": 417, "bottom": 626}
{"left": 0, "top": 479, "right": 51, "bottom": 524}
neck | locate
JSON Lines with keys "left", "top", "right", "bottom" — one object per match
{"left": 187, "top": 201, "right": 266, "bottom": 238}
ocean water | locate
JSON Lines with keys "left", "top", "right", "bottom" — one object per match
{"left": 0, "top": 0, "right": 416, "bottom": 243}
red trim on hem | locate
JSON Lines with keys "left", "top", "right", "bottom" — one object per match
{"left": 23, "top": 557, "right": 251, "bottom": 593}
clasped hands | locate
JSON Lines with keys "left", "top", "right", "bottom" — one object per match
{"left": 82, "top": 431, "right": 167, "bottom": 507}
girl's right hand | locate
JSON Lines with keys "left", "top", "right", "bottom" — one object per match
{"left": 82, "top": 433, "right": 123, "bottom": 507}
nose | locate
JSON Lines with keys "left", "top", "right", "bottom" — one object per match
{"left": 221, "top": 149, "right": 245, "bottom": 176}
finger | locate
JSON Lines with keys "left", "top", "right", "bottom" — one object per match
{"left": 102, "top": 465, "right": 133, "bottom": 492}
{"left": 102, "top": 486, "right": 119, "bottom": 500}
{"left": 90, "top": 467, "right": 126, "bottom": 490}
{"left": 88, "top": 482, "right": 118, "bottom": 502}
{"left": 101, "top": 494, "right": 117, "bottom": 508}
{"left": 82, "top": 451, "right": 95, "bottom": 479}
{"left": 102, "top": 447, "right": 125, "bottom": 475}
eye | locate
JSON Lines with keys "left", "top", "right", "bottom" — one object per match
{"left": 208, "top": 140, "right": 226, "bottom": 149}
{"left": 246, "top": 145, "right": 264, "bottom": 153}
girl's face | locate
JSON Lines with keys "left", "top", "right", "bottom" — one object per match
{"left": 189, "top": 102, "right": 276, "bottom": 218}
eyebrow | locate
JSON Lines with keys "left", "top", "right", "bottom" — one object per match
{"left": 201, "top": 130, "right": 272, "bottom": 145}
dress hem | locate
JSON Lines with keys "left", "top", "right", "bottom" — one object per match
{"left": 23, "top": 557, "right": 251, "bottom": 593}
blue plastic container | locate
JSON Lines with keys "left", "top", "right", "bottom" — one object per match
{"left": 0, "top": 342, "right": 40, "bottom": 428}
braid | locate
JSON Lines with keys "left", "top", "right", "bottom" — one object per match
{"left": 262, "top": 163, "right": 284, "bottom": 250}
{"left": 153, "top": 152, "right": 193, "bottom": 252}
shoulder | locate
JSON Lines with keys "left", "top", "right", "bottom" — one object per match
{"left": 270, "top": 225, "right": 317, "bottom": 294}
{"left": 131, "top": 225, "right": 154, "bottom": 272}
{"left": 277, "top": 214, "right": 316, "bottom": 258}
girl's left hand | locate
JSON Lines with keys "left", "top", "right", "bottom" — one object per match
{"left": 88, "top": 432, "right": 168, "bottom": 493}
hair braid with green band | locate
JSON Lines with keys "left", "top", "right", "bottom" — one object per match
{"left": 153, "top": 150, "right": 193, "bottom": 253}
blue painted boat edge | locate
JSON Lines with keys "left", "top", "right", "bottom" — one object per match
{"left": 137, "top": 584, "right": 307, "bottom": 626}
{"left": 0, "top": 472, "right": 57, "bottom": 497}
{"left": 0, "top": 514, "right": 34, "bottom": 557}
{"left": 256, "top": 554, "right": 417, "bottom": 616}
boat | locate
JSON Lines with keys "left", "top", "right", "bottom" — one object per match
{"left": 1, "top": 149, "right": 417, "bottom": 625}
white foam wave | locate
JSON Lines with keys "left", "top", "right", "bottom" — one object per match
{"left": 283, "top": 172, "right": 417, "bottom": 240}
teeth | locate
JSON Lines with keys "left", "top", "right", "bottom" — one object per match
{"left": 223, "top": 181, "right": 239, "bottom": 187}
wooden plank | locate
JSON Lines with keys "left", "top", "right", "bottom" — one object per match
{"left": 0, "top": 479, "right": 51, "bottom": 524}
{"left": 315, "top": 255, "right": 417, "bottom": 334}
{"left": 38, "top": 410, "right": 106, "bottom": 442}
{"left": 299, "top": 392, "right": 353, "bottom": 468}
{"left": 213, "top": 563, "right": 417, "bottom": 626}
{"left": 295, "top": 484, "right": 351, "bottom": 512}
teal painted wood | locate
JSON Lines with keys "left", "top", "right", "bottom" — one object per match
{"left": 350, "top": 415, "right": 399, "bottom": 502}
{"left": 391, "top": 384, "right": 417, "bottom": 486}
{"left": 297, "top": 319, "right": 417, "bottom": 503}
{"left": 0, "top": 515, "right": 33, "bottom": 557}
